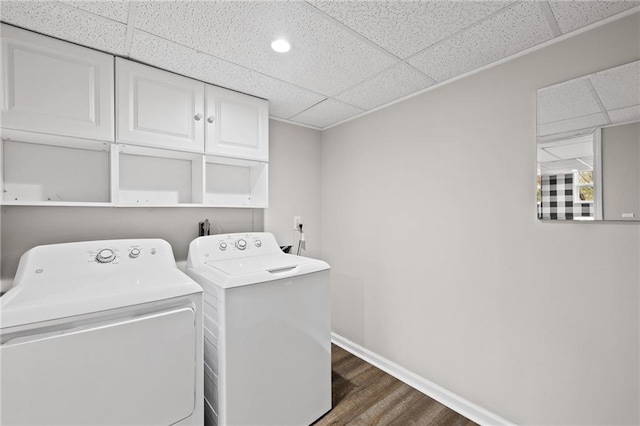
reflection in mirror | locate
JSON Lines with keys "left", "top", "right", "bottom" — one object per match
{"left": 536, "top": 60, "right": 640, "bottom": 221}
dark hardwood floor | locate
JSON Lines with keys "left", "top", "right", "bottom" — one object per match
{"left": 312, "top": 344, "right": 478, "bottom": 426}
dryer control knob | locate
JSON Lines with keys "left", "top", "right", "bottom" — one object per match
{"left": 235, "top": 239, "right": 247, "bottom": 250}
{"left": 129, "top": 248, "right": 141, "bottom": 258}
{"left": 96, "top": 248, "right": 115, "bottom": 263}
{"left": 219, "top": 242, "right": 228, "bottom": 251}
{"left": 255, "top": 240, "right": 262, "bottom": 247}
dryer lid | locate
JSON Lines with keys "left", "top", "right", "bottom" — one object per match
{"left": 1, "top": 269, "right": 201, "bottom": 329}
{"left": 1, "top": 239, "right": 202, "bottom": 329}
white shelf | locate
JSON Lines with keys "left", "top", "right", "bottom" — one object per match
{"left": 116, "top": 145, "right": 204, "bottom": 205}
{"left": 204, "top": 155, "right": 268, "bottom": 208}
{"left": 1, "top": 140, "right": 269, "bottom": 208}
{"left": 2, "top": 139, "right": 111, "bottom": 204}
{"left": 0, "top": 201, "right": 114, "bottom": 207}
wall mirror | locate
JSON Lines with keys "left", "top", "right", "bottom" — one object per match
{"left": 536, "top": 60, "right": 639, "bottom": 221}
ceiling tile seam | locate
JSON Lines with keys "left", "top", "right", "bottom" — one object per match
{"left": 300, "top": 1, "right": 402, "bottom": 62}
{"left": 586, "top": 77, "right": 612, "bottom": 125}
{"left": 540, "top": 111, "right": 607, "bottom": 126}
{"left": 270, "top": 116, "right": 322, "bottom": 131}
{"left": 538, "top": 1, "right": 563, "bottom": 37}
{"left": 538, "top": 132, "right": 597, "bottom": 144}
{"left": 55, "top": 1, "right": 129, "bottom": 26}
{"left": 325, "top": 97, "right": 367, "bottom": 112}
{"left": 539, "top": 134, "right": 595, "bottom": 148}
{"left": 321, "top": 6, "right": 640, "bottom": 131}
{"left": 328, "top": 60, "right": 438, "bottom": 103}
{"left": 329, "top": 62, "right": 409, "bottom": 100}
{"left": 124, "top": 1, "right": 138, "bottom": 56}
{"left": 129, "top": 28, "right": 331, "bottom": 100}
{"left": 286, "top": 98, "right": 330, "bottom": 120}
{"left": 540, "top": 148, "right": 563, "bottom": 161}
{"left": 404, "top": 63, "right": 439, "bottom": 85}
{"left": 402, "top": 1, "right": 523, "bottom": 65}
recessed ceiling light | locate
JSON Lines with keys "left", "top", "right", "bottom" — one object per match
{"left": 271, "top": 39, "right": 291, "bottom": 53}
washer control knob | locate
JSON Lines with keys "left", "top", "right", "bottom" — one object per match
{"left": 96, "top": 248, "right": 115, "bottom": 263}
{"left": 219, "top": 242, "right": 228, "bottom": 251}
{"left": 255, "top": 240, "right": 262, "bottom": 247}
{"left": 235, "top": 239, "right": 247, "bottom": 250}
{"left": 129, "top": 248, "right": 141, "bottom": 258}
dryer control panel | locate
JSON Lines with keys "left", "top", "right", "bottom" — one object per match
{"left": 85, "top": 241, "right": 164, "bottom": 266}
{"left": 12, "top": 239, "right": 177, "bottom": 283}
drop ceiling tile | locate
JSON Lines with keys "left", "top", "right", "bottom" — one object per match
{"left": 589, "top": 60, "right": 640, "bottom": 110}
{"left": 549, "top": 1, "right": 640, "bottom": 34}
{"left": 537, "top": 78, "right": 601, "bottom": 124}
{"left": 579, "top": 156, "right": 594, "bottom": 168}
{"left": 540, "top": 158, "right": 591, "bottom": 173}
{"left": 129, "top": 31, "right": 325, "bottom": 119}
{"left": 336, "top": 63, "right": 435, "bottom": 110}
{"left": 407, "top": 2, "right": 554, "bottom": 83}
{"left": 61, "top": 1, "right": 130, "bottom": 23}
{"left": 608, "top": 105, "right": 640, "bottom": 124}
{"left": 289, "top": 99, "right": 364, "bottom": 129}
{"left": 0, "top": 1, "right": 127, "bottom": 55}
{"left": 537, "top": 128, "right": 598, "bottom": 144}
{"left": 134, "top": 1, "right": 397, "bottom": 96}
{"left": 308, "top": 1, "right": 513, "bottom": 59}
{"left": 545, "top": 141, "right": 593, "bottom": 159}
{"left": 538, "top": 149, "right": 560, "bottom": 163}
{"left": 538, "top": 113, "right": 608, "bottom": 136}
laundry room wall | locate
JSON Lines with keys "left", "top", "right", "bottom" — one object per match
{"left": 264, "top": 120, "right": 323, "bottom": 258}
{"left": 320, "top": 12, "right": 640, "bottom": 426}
{"left": 0, "top": 206, "right": 262, "bottom": 290}
{"left": 0, "top": 119, "right": 322, "bottom": 291}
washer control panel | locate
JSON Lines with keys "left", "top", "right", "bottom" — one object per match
{"left": 193, "top": 232, "right": 281, "bottom": 262}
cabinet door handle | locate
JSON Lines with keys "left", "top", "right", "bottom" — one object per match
{"left": 194, "top": 113, "right": 203, "bottom": 121}
{"left": 207, "top": 115, "right": 215, "bottom": 124}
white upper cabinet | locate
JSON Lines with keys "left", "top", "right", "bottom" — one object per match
{"left": 116, "top": 58, "right": 205, "bottom": 153}
{"left": 205, "top": 85, "right": 269, "bottom": 161}
{"left": 0, "top": 25, "right": 114, "bottom": 142}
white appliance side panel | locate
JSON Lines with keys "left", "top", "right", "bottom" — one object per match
{"left": 224, "top": 270, "right": 331, "bottom": 426}
{"left": 1, "top": 307, "right": 196, "bottom": 426}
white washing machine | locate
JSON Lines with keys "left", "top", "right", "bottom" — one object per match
{"left": 186, "top": 232, "right": 331, "bottom": 426}
{"left": 0, "top": 239, "right": 204, "bottom": 426}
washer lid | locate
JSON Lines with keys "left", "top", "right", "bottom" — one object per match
{"left": 198, "top": 253, "right": 330, "bottom": 289}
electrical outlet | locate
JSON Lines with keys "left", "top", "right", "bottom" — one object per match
{"left": 293, "top": 216, "right": 302, "bottom": 230}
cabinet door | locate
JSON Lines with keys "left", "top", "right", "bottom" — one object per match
{"left": 117, "top": 58, "right": 205, "bottom": 153}
{"left": 0, "top": 25, "right": 114, "bottom": 142}
{"left": 205, "top": 85, "right": 269, "bottom": 161}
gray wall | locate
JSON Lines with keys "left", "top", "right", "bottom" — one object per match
{"left": 320, "top": 13, "right": 639, "bottom": 425}
{"left": 0, "top": 206, "right": 262, "bottom": 289}
{"left": 264, "top": 120, "right": 322, "bottom": 258}
{"left": 0, "top": 119, "right": 323, "bottom": 290}
{"left": 602, "top": 121, "right": 640, "bottom": 220}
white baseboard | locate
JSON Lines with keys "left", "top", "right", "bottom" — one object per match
{"left": 331, "top": 332, "right": 515, "bottom": 426}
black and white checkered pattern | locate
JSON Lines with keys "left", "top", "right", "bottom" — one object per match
{"left": 539, "top": 174, "right": 593, "bottom": 220}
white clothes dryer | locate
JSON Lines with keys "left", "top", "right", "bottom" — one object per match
{"left": 186, "top": 232, "right": 331, "bottom": 426}
{"left": 0, "top": 239, "right": 204, "bottom": 426}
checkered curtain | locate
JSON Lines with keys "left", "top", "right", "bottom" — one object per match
{"left": 539, "top": 174, "right": 593, "bottom": 220}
